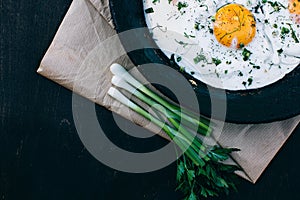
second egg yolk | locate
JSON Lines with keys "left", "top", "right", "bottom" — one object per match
{"left": 289, "top": 0, "right": 300, "bottom": 24}
{"left": 213, "top": 4, "right": 256, "bottom": 48}
{"left": 289, "top": 0, "right": 300, "bottom": 14}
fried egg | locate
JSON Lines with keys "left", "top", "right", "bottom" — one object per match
{"left": 143, "top": 0, "right": 300, "bottom": 90}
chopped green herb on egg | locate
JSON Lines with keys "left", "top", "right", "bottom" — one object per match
{"left": 287, "top": 23, "right": 300, "bottom": 43}
{"left": 247, "top": 77, "right": 253, "bottom": 86}
{"left": 194, "top": 23, "right": 200, "bottom": 30}
{"left": 211, "top": 16, "right": 216, "bottom": 22}
{"left": 193, "top": 53, "right": 207, "bottom": 64}
{"left": 174, "top": 39, "right": 189, "bottom": 48}
{"left": 281, "top": 27, "right": 290, "bottom": 35}
{"left": 177, "top": 56, "right": 182, "bottom": 62}
{"left": 268, "top": 1, "right": 286, "bottom": 14}
{"left": 177, "top": 2, "right": 188, "bottom": 11}
{"left": 277, "top": 48, "right": 283, "bottom": 54}
{"left": 180, "top": 66, "right": 185, "bottom": 72}
{"left": 242, "top": 48, "right": 252, "bottom": 61}
{"left": 145, "top": 7, "right": 154, "bottom": 13}
{"left": 184, "top": 32, "right": 195, "bottom": 38}
{"left": 212, "top": 58, "right": 222, "bottom": 66}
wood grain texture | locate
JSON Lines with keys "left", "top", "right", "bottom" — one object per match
{"left": 0, "top": 0, "right": 300, "bottom": 199}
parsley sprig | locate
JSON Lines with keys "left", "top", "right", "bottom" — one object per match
{"left": 176, "top": 147, "right": 240, "bottom": 199}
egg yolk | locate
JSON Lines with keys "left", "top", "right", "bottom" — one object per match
{"left": 289, "top": 0, "right": 300, "bottom": 24}
{"left": 213, "top": 4, "right": 256, "bottom": 48}
{"left": 289, "top": 0, "right": 300, "bottom": 14}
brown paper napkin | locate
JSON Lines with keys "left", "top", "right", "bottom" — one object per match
{"left": 38, "top": 0, "right": 300, "bottom": 183}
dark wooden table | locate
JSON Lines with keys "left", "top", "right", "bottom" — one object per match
{"left": 1, "top": 0, "right": 300, "bottom": 199}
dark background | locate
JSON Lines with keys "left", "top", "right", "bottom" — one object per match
{"left": 1, "top": 0, "right": 300, "bottom": 199}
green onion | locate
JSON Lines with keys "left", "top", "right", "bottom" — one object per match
{"left": 107, "top": 87, "right": 206, "bottom": 166}
{"left": 110, "top": 63, "right": 212, "bottom": 136}
{"left": 111, "top": 75, "right": 208, "bottom": 158}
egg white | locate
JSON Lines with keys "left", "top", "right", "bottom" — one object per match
{"left": 143, "top": 0, "right": 300, "bottom": 90}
